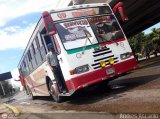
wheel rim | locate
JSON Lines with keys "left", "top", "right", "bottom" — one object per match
{"left": 50, "top": 85, "right": 55, "bottom": 95}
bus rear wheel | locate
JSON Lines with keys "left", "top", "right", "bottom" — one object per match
{"left": 49, "top": 80, "right": 62, "bottom": 103}
{"left": 29, "top": 88, "right": 36, "bottom": 100}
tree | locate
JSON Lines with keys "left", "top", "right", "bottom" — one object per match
{"left": 128, "top": 32, "right": 146, "bottom": 53}
{"left": 128, "top": 28, "right": 160, "bottom": 58}
{"left": 0, "top": 81, "right": 13, "bottom": 96}
{"left": 151, "top": 28, "right": 160, "bottom": 48}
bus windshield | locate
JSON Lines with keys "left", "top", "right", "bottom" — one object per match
{"left": 55, "top": 15, "right": 124, "bottom": 50}
{"left": 55, "top": 19, "right": 98, "bottom": 50}
{"left": 88, "top": 15, "right": 124, "bottom": 43}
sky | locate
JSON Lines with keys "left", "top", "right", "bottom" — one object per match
{"left": 0, "top": 0, "right": 71, "bottom": 75}
{"left": 0, "top": 0, "right": 159, "bottom": 76}
{"left": 144, "top": 22, "right": 160, "bottom": 34}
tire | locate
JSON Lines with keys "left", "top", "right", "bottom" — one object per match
{"left": 49, "top": 80, "right": 62, "bottom": 103}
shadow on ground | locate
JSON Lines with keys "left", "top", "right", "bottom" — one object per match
{"left": 67, "top": 73, "right": 160, "bottom": 105}
{"left": 33, "top": 72, "right": 160, "bottom": 106}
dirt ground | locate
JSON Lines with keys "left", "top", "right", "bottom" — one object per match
{"left": 11, "top": 62, "right": 160, "bottom": 114}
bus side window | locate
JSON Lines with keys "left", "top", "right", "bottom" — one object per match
{"left": 24, "top": 57, "right": 30, "bottom": 76}
{"left": 37, "top": 32, "right": 47, "bottom": 62}
{"left": 26, "top": 54, "right": 32, "bottom": 73}
{"left": 27, "top": 50, "right": 34, "bottom": 71}
{"left": 31, "top": 43, "right": 38, "bottom": 66}
{"left": 20, "top": 65, "right": 24, "bottom": 77}
{"left": 29, "top": 47, "right": 37, "bottom": 69}
{"left": 21, "top": 60, "right": 28, "bottom": 77}
{"left": 35, "top": 36, "right": 43, "bottom": 65}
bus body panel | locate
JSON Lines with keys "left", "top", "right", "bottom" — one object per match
{"left": 25, "top": 61, "right": 55, "bottom": 96}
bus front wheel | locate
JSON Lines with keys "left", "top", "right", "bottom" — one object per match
{"left": 49, "top": 80, "right": 62, "bottom": 103}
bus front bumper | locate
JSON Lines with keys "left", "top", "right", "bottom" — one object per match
{"left": 66, "top": 58, "right": 138, "bottom": 91}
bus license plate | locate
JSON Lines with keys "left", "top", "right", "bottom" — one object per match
{"left": 106, "top": 68, "right": 115, "bottom": 75}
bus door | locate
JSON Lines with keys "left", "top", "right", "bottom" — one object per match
{"left": 41, "top": 33, "right": 68, "bottom": 92}
{"left": 41, "top": 34, "right": 55, "bottom": 75}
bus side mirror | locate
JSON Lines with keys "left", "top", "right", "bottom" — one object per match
{"left": 113, "top": 2, "right": 128, "bottom": 22}
{"left": 42, "top": 11, "right": 56, "bottom": 35}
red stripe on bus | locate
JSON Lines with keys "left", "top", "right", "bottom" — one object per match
{"left": 99, "top": 38, "right": 125, "bottom": 46}
{"left": 66, "top": 58, "right": 138, "bottom": 91}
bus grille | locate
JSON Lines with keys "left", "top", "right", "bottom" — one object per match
{"left": 91, "top": 46, "right": 119, "bottom": 69}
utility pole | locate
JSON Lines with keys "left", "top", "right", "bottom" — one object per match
{"left": 0, "top": 81, "right": 6, "bottom": 95}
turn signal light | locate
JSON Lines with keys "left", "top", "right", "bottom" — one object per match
{"left": 100, "top": 61, "right": 106, "bottom": 68}
{"left": 109, "top": 58, "right": 114, "bottom": 65}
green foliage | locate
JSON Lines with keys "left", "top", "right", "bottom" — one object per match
{"left": 0, "top": 81, "right": 13, "bottom": 95}
{"left": 129, "top": 32, "right": 145, "bottom": 53}
{"left": 128, "top": 28, "right": 160, "bottom": 55}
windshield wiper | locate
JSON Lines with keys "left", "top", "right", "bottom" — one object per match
{"left": 82, "top": 32, "right": 92, "bottom": 54}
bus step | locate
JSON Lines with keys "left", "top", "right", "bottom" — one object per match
{"left": 59, "top": 90, "right": 75, "bottom": 96}
{"left": 59, "top": 92, "right": 71, "bottom": 96}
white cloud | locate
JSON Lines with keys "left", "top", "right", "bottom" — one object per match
{"left": 0, "top": 23, "right": 36, "bottom": 50}
{"left": 0, "top": 0, "right": 71, "bottom": 27}
{"left": 0, "top": 0, "right": 71, "bottom": 50}
{"left": 3, "top": 26, "right": 21, "bottom": 33}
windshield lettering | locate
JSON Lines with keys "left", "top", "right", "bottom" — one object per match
{"left": 64, "top": 19, "right": 88, "bottom": 28}
{"left": 72, "top": 9, "right": 96, "bottom": 17}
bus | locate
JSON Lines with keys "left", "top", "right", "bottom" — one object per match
{"left": 18, "top": 3, "right": 138, "bottom": 102}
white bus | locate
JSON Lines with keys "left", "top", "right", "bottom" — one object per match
{"left": 18, "top": 3, "right": 138, "bottom": 102}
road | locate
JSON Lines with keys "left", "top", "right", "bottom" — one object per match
{"left": 1, "top": 58, "right": 160, "bottom": 118}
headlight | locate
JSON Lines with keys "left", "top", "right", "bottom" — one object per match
{"left": 76, "top": 64, "right": 89, "bottom": 74}
{"left": 70, "top": 64, "right": 89, "bottom": 75}
{"left": 120, "top": 52, "right": 133, "bottom": 60}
